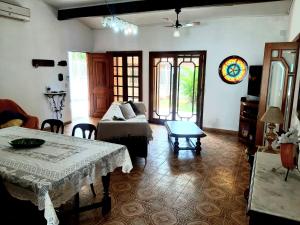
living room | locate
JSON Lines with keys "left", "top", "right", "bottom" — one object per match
{"left": 0, "top": 0, "right": 300, "bottom": 225}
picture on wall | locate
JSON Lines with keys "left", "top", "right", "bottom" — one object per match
{"left": 218, "top": 55, "right": 248, "bottom": 84}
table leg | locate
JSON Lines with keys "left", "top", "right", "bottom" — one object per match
{"left": 174, "top": 137, "right": 179, "bottom": 154}
{"left": 196, "top": 137, "right": 201, "bottom": 155}
{"left": 101, "top": 173, "right": 111, "bottom": 215}
{"left": 74, "top": 192, "right": 80, "bottom": 222}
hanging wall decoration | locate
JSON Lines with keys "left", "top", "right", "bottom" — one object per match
{"left": 218, "top": 55, "right": 248, "bottom": 84}
{"left": 58, "top": 60, "right": 67, "bottom": 66}
{"left": 32, "top": 59, "right": 55, "bottom": 68}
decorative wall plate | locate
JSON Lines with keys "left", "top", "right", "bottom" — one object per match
{"left": 218, "top": 55, "right": 248, "bottom": 84}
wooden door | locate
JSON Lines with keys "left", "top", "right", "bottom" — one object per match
{"left": 256, "top": 42, "right": 299, "bottom": 146}
{"left": 110, "top": 51, "right": 143, "bottom": 102}
{"left": 87, "top": 53, "right": 113, "bottom": 118}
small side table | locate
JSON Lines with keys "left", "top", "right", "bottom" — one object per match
{"left": 44, "top": 92, "right": 67, "bottom": 119}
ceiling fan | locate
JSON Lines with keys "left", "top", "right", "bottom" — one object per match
{"left": 163, "top": 7, "right": 200, "bottom": 37}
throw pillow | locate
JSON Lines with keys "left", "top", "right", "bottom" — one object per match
{"left": 127, "top": 100, "right": 140, "bottom": 114}
{"left": 112, "top": 116, "right": 126, "bottom": 121}
{"left": 120, "top": 103, "right": 136, "bottom": 119}
{"left": 0, "top": 110, "right": 27, "bottom": 124}
{"left": 101, "top": 104, "right": 126, "bottom": 121}
{"left": 0, "top": 119, "right": 23, "bottom": 129}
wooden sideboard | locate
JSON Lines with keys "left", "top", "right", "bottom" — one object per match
{"left": 238, "top": 97, "right": 259, "bottom": 153}
{"left": 247, "top": 152, "right": 300, "bottom": 225}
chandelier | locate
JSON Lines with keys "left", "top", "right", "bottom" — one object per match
{"left": 102, "top": 16, "right": 138, "bottom": 35}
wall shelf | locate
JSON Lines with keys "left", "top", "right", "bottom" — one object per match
{"left": 44, "top": 92, "right": 67, "bottom": 119}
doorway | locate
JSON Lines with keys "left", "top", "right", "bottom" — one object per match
{"left": 149, "top": 51, "right": 206, "bottom": 127}
{"left": 68, "top": 52, "right": 89, "bottom": 120}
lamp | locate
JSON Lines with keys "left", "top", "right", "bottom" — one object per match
{"left": 173, "top": 29, "right": 180, "bottom": 37}
{"left": 260, "top": 106, "right": 284, "bottom": 153}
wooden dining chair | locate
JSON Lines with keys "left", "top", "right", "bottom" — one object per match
{"left": 72, "top": 123, "right": 97, "bottom": 139}
{"left": 72, "top": 123, "right": 97, "bottom": 196}
{"left": 41, "top": 119, "right": 64, "bottom": 134}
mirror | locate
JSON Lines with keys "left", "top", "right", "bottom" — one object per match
{"left": 267, "top": 61, "right": 285, "bottom": 109}
{"left": 256, "top": 42, "right": 299, "bottom": 146}
{"left": 266, "top": 52, "right": 298, "bottom": 131}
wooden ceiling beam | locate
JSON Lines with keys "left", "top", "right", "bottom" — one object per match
{"left": 57, "top": 0, "right": 284, "bottom": 20}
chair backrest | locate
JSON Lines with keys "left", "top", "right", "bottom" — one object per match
{"left": 41, "top": 119, "right": 64, "bottom": 134}
{"left": 72, "top": 123, "right": 97, "bottom": 139}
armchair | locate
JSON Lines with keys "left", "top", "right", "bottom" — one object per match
{"left": 0, "top": 99, "right": 39, "bottom": 129}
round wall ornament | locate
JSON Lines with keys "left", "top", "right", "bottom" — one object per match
{"left": 218, "top": 55, "right": 248, "bottom": 84}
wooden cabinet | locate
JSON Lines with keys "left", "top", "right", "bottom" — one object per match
{"left": 238, "top": 97, "right": 259, "bottom": 148}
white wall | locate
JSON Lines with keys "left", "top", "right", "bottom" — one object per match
{"left": 93, "top": 16, "right": 288, "bottom": 131}
{"left": 288, "top": 0, "right": 300, "bottom": 41}
{"left": 0, "top": 0, "right": 93, "bottom": 124}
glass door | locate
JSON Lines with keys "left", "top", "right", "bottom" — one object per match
{"left": 149, "top": 51, "right": 206, "bottom": 127}
{"left": 111, "top": 51, "right": 143, "bottom": 102}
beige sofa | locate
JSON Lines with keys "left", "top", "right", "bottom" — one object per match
{"left": 96, "top": 102, "right": 152, "bottom": 160}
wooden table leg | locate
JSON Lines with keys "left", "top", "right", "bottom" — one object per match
{"left": 74, "top": 193, "right": 79, "bottom": 211}
{"left": 196, "top": 137, "right": 201, "bottom": 155}
{"left": 174, "top": 137, "right": 179, "bottom": 154}
{"left": 101, "top": 173, "right": 111, "bottom": 215}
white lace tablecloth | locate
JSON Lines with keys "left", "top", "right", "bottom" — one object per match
{"left": 0, "top": 126, "right": 133, "bottom": 225}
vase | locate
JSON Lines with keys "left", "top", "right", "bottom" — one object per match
{"left": 280, "top": 143, "right": 298, "bottom": 170}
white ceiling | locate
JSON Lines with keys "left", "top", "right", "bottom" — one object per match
{"left": 76, "top": 1, "right": 291, "bottom": 30}
{"left": 43, "top": 0, "right": 142, "bottom": 9}
{"left": 42, "top": 0, "right": 292, "bottom": 29}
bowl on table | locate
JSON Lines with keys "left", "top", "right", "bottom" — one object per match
{"left": 9, "top": 138, "right": 45, "bottom": 149}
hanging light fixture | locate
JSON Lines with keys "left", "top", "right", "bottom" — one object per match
{"left": 102, "top": 16, "right": 138, "bottom": 36}
{"left": 173, "top": 29, "right": 180, "bottom": 37}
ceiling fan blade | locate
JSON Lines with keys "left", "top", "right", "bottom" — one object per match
{"left": 182, "top": 21, "right": 200, "bottom": 28}
{"left": 162, "top": 17, "right": 175, "bottom": 24}
{"left": 164, "top": 25, "right": 175, "bottom": 28}
{"left": 192, "top": 21, "right": 201, "bottom": 26}
{"left": 182, "top": 23, "right": 194, "bottom": 27}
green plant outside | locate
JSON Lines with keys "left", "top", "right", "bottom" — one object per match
{"left": 158, "top": 65, "right": 198, "bottom": 114}
{"left": 71, "top": 52, "right": 86, "bottom": 61}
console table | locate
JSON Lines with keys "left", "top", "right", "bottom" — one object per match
{"left": 247, "top": 152, "right": 300, "bottom": 225}
{"left": 44, "top": 91, "right": 67, "bottom": 119}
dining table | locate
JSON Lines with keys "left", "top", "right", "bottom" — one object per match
{"left": 0, "top": 126, "right": 133, "bottom": 225}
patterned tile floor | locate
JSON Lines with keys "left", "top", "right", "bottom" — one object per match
{"left": 63, "top": 122, "right": 250, "bottom": 225}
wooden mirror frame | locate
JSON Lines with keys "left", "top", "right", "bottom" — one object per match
{"left": 293, "top": 33, "right": 300, "bottom": 120}
{"left": 256, "top": 42, "right": 300, "bottom": 146}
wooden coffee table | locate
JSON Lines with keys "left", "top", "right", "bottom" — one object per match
{"left": 165, "top": 121, "right": 206, "bottom": 155}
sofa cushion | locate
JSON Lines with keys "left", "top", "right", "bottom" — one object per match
{"left": 101, "top": 104, "right": 125, "bottom": 121}
{"left": 120, "top": 103, "right": 136, "bottom": 119}
{"left": 0, "top": 119, "right": 23, "bottom": 129}
{"left": 113, "top": 115, "right": 126, "bottom": 121}
{"left": 0, "top": 110, "right": 27, "bottom": 125}
{"left": 127, "top": 100, "right": 140, "bottom": 114}
{"left": 133, "top": 102, "right": 146, "bottom": 115}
